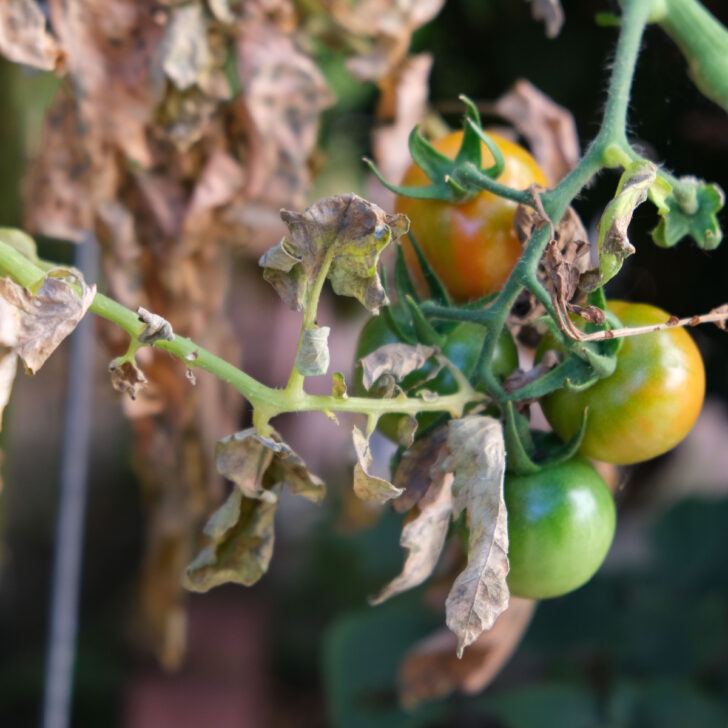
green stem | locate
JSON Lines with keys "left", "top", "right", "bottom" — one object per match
{"left": 0, "top": 240, "right": 483, "bottom": 425}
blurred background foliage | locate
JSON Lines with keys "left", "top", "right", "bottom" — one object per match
{"left": 1, "top": 0, "right": 728, "bottom": 726}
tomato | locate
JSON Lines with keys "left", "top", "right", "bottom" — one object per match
{"left": 506, "top": 457, "right": 616, "bottom": 600}
{"left": 538, "top": 301, "right": 705, "bottom": 465}
{"left": 395, "top": 131, "right": 548, "bottom": 301}
{"left": 354, "top": 315, "right": 518, "bottom": 441}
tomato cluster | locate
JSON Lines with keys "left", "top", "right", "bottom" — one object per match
{"left": 361, "top": 130, "right": 707, "bottom": 601}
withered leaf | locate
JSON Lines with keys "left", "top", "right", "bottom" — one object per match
{"left": 352, "top": 425, "right": 404, "bottom": 503}
{"left": 260, "top": 194, "right": 408, "bottom": 315}
{"left": 0, "top": 0, "right": 63, "bottom": 71}
{"left": 370, "top": 470, "right": 453, "bottom": 605}
{"left": 528, "top": 0, "right": 565, "bottom": 39}
{"left": 443, "top": 416, "right": 509, "bottom": 657}
{"left": 0, "top": 351, "right": 18, "bottom": 432}
{"left": 295, "top": 326, "right": 330, "bottom": 377}
{"left": 109, "top": 359, "right": 148, "bottom": 400}
{"left": 712, "top": 304, "right": 728, "bottom": 331}
{"left": 398, "top": 597, "right": 537, "bottom": 708}
{"left": 0, "top": 275, "right": 95, "bottom": 374}
{"left": 360, "top": 341, "right": 436, "bottom": 391}
{"left": 137, "top": 307, "right": 175, "bottom": 344}
{"left": 392, "top": 426, "right": 450, "bottom": 513}
{"left": 183, "top": 486, "right": 278, "bottom": 592}
{"left": 493, "top": 79, "right": 579, "bottom": 183}
{"left": 590, "top": 161, "right": 657, "bottom": 289}
{"left": 161, "top": 3, "right": 214, "bottom": 92}
{"left": 216, "top": 427, "right": 326, "bottom": 504}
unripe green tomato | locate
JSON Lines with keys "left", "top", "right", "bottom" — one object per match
{"left": 505, "top": 457, "right": 616, "bottom": 600}
{"left": 354, "top": 316, "right": 518, "bottom": 441}
{"left": 536, "top": 301, "right": 705, "bottom": 465}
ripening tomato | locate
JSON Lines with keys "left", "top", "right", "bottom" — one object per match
{"left": 506, "top": 457, "right": 616, "bottom": 600}
{"left": 538, "top": 301, "right": 706, "bottom": 465}
{"left": 354, "top": 315, "right": 518, "bottom": 441}
{"left": 395, "top": 131, "right": 548, "bottom": 301}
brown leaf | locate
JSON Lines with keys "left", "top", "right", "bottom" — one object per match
{"left": 216, "top": 427, "right": 326, "bottom": 504}
{"left": 443, "top": 416, "right": 509, "bottom": 656}
{"left": 237, "top": 17, "right": 333, "bottom": 209}
{"left": 360, "top": 341, "right": 437, "bottom": 391}
{"left": 527, "top": 0, "right": 565, "bottom": 39}
{"left": 352, "top": 425, "right": 404, "bottom": 503}
{"left": 493, "top": 79, "right": 579, "bottom": 183}
{"left": 0, "top": 274, "right": 95, "bottom": 374}
{"left": 398, "top": 597, "right": 537, "bottom": 708}
{"left": 0, "top": 0, "right": 64, "bottom": 71}
{"left": 183, "top": 486, "right": 278, "bottom": 592}
{"left": 109, "top": 359, "right": 148, "bottom": 400}
{"left": 392, "top": 426, "right": 449, "bottom": 513}
{"left": 260, "top": 193, "right": 408, "bottom": 315}
{"left": 370, "top": 471, "right": 453, "bottom": 605}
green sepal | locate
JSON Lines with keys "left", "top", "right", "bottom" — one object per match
{"left": 393, "top": 244, "right": 420, "bottom": 303}
{"left": 530, "top": 410, "right": 589, "bottom": 468}
{"left": 404, "top": 295, "right": 446, "bottom": 348}
{"left": 651, "top": 177, "right": 724, "bottom": 251}
{"left": 407, "top": 233, "right": 452, "bottom": 306}
{"left": 504, "top": 402, "right": 541, "bottom": 475}
{"left": 380, "top": 269, "right": 417, "bottom": 345}
{"left": 505, "top": 355, "right": 598, "bottom": 402}
{"left": 464, "top": 119, "right": 505, "bottom": 178}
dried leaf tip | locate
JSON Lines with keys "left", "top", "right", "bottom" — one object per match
{"left": 137, "top": 307, "right": 175, "bottom": 343}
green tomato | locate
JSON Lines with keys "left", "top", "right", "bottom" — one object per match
{"left": 354, "top": 316, "right": 518, "bottom": 441}
{"left": 506, "top": 457, "right": 616, "bottom": 600}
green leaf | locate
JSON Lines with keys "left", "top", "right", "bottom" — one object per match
{"left": 406, "top": 232, "right": 452, "bottom": 306}
{"left": 259, "top": 193, "right": 408, "bottom": 315}
{"left": 651, "top": 177, "right": 724, "bottom": 250}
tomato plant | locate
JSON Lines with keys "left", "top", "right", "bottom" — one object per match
{"left": 395, "top": 131, "right": 548, "bottom": 301}
{"left": 505, "top": 457, "right": 616, "bottom": 600}
{"left": 538, "top": 301, "right": 706, "bottom": 465}
{"left": 354, "top": 315, "right": 518, "bottom": 440}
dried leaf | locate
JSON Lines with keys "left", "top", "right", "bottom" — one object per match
{"left": 260, "top": 193, "right": 408, "bottom": 314}
{"left": 398, "top": 597, "right": 536, "bottom": 708}
{"left": 443, "top": 416, "right": 509, "bottom": 657}
{"left": 0, "top": 0, "right": 63, "bottom": 70}
{"left": 216, "top": 427, "right": 326, "bottom": 504}
{"left": 0, "top": 351, "right": 18, "bottom": 432}
{"left": 370, "top": 471, "right": 453, "bottom": 605}
{"left": 493, "top": 79, "right": 579, "bottom": 183}
{"left": 295, "top": 326, "right": 331, "bottom": 376}
{"left": 0, "top": 275, "right": 95, "bottom": 374}
{"left": 352, "top": 425, "right": 404, "bottom": 503}
{"left": 392, "top": 426, "right": 450, "bottom": 513}
{"left": 137, "top": 307, "right": 175, "bottom": 344}
{"left": 109, "top": 359, "right": 148, "bottom": 400}
{"left": 183, "top": 486, "right": 278, "bottom": 591}
{"left": 161, "top": 3, "right": 214, "bottom": 91}
{"left": 527, "top": 0, "right": 565, "bottom": 39}
{"left": 503, "top": 349, "right": 559, "bottom": 397}
{"left": 712, "top": 304, "right": 728, "bottom": 331}
{"left": 360, "top": 342, "right": 437, "bottom": 391}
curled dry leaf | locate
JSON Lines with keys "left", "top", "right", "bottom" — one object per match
{"left": 109, "top": 359, "right": 148, "bottom": 400}
{"left": 137, "top": 307, "right": 175, "bottom": 344}
{"left": 330, "top": 0, "right": 444, "bottom": 81}
{"left": 493, "top": 79, "right": 579, "bottom": 184}
{"left": 370, "top": 464, "right": 453, "bottom": 605}
{"left": 185, "top": 427, "right": 326, "bottom": 592}
{"left": 184, "top": 486, "right": 278, "bottom": 592}
{"left": 359, "top": 341, "right": 437, "bottom": 391}
{"left": 398, "top": 597, "right": 537, "bottom": 708}
{"left": 215, "top": 427, "right": 326, "bottom": 505}
{"left": 352, "top": 425, "right": 404, "bottom": 504}
{"left": 295, "top": 326, "right": 331, "bottom": 377}
{"left": 527, "top": 0, "right": 565, "bottom": 39}
{"left": 443, "top": 416, "right": 509, "bottom": 657}
{"left": 0, "top": 0, "right": 64, "bottom": 71}
{"left": 0, "top": 275, "right": 95, "bottom": 374}
{"left": 392, "top": 426, "right": 450, "bottom": 514}
{"left": 259, "top": 193, "right": 409, "bottom": 315}
{"left": 712, "top": 304, "right": 728, "bottom": 331}
{"left": 587, "top": 160, "right": 657, "bottom": 290}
